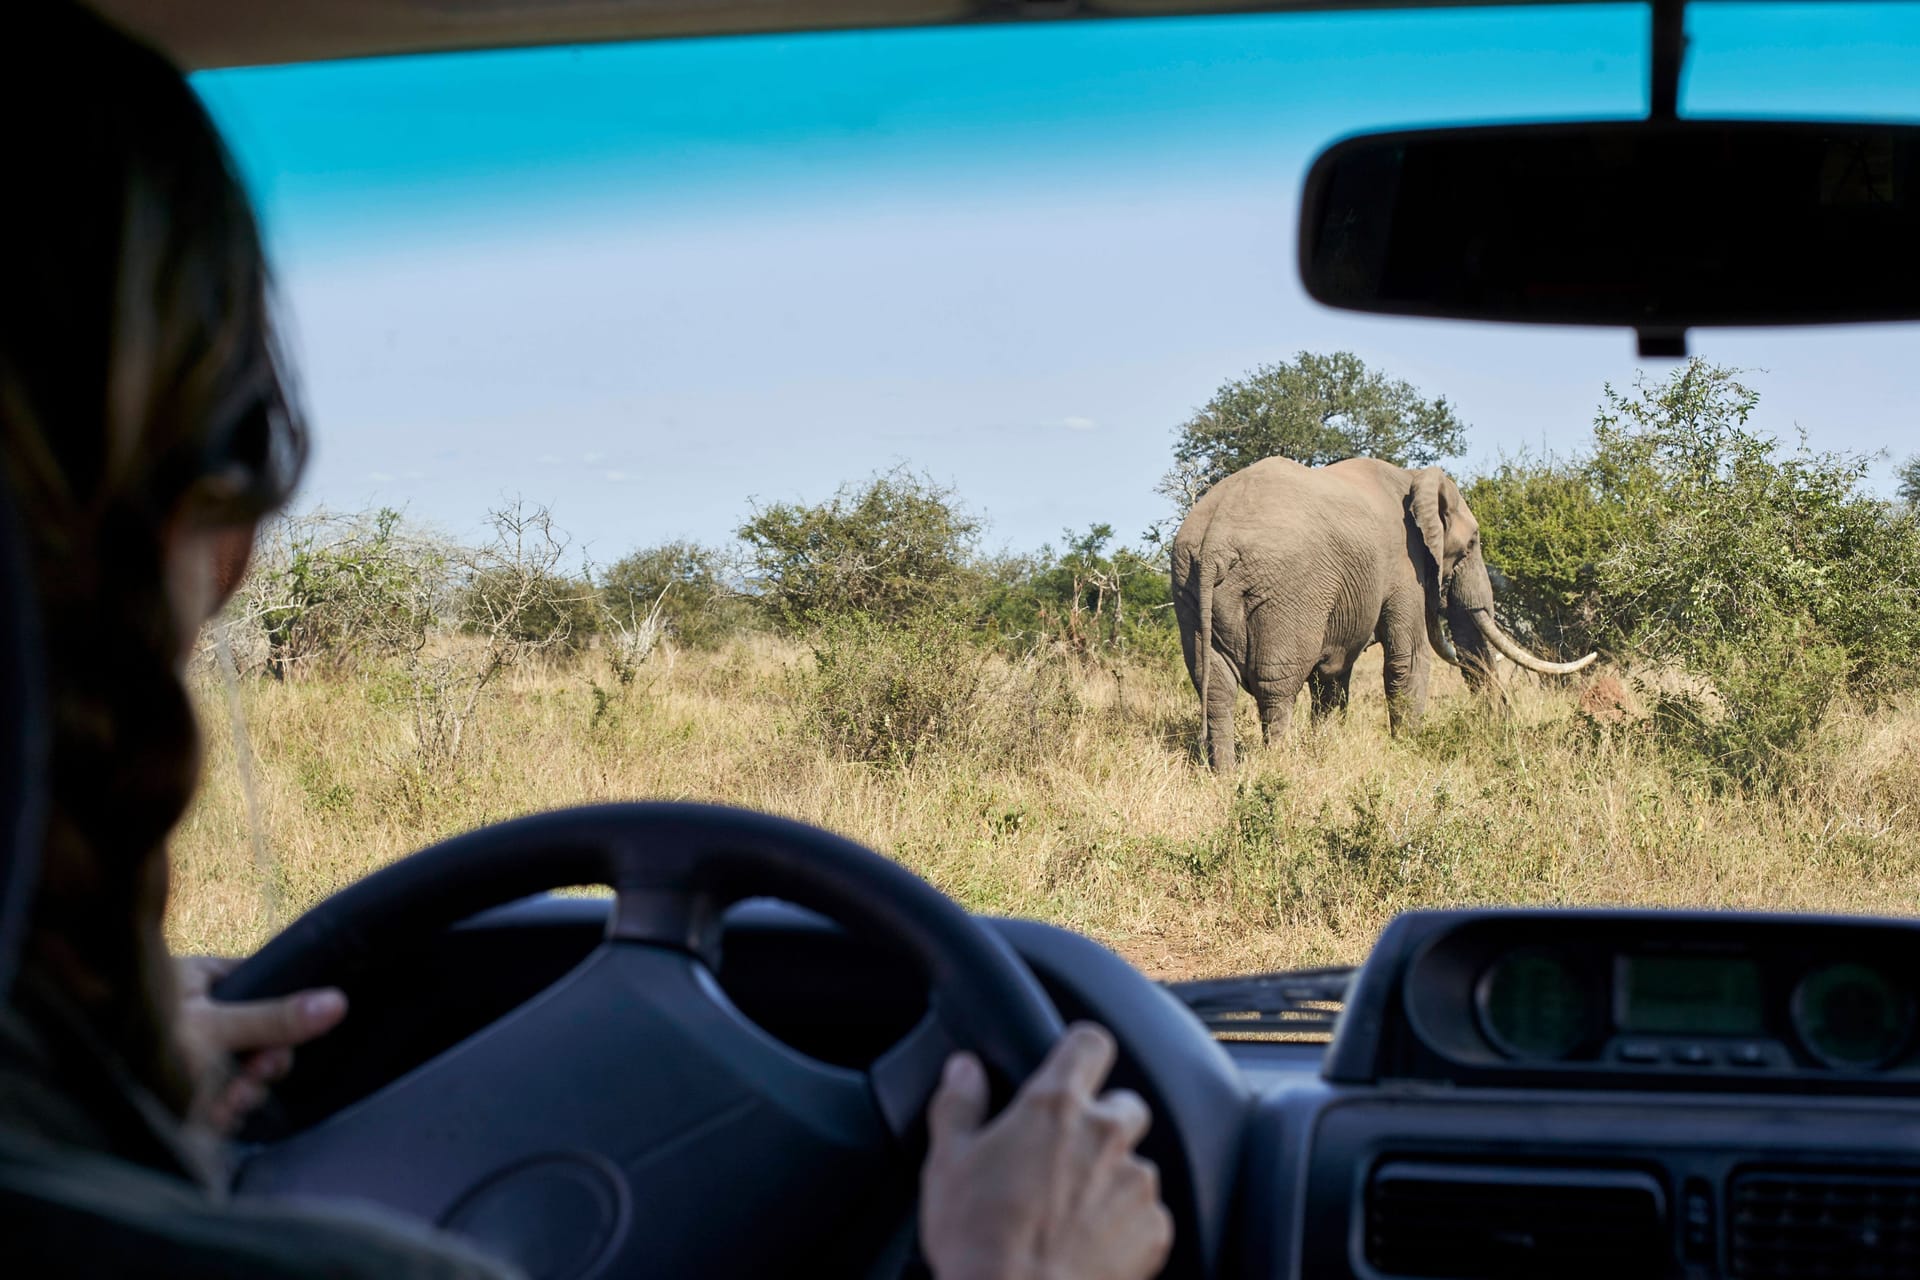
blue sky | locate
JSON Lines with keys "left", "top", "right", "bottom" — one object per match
{"left": 194, "top": 2, "right": 1920, "bottom": 563}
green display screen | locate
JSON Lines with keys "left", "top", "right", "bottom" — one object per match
{"left": 1621, "top": 955, "right": 1764, "bottom": 1035}
{"left": 1482, "top": 951, "right": 1592, "bottom": 1058}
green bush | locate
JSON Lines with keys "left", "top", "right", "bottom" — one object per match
{"left": 1466, "top": 360, "right": 1920, "bottom": 786}
{"left": 739, "top": 467, "right": 983, "bottom": 630}
{"left": 1198, "top": 773, "right": 1512, "bottom": 931}
{"left": 237, "top": 508, "right": 445, "bottom": 677}
{"left": 461, "top": 568, "right": 600, "bottom": 652}
{"left": 802, "top": 611, "right": 990, "bottom": 768}
{"left": 1648, "top": 617, "right": 1853, "bottom": 792}
{"left": 800, "top": 609, "right": 1081, "bottom": 769}
{"left": 1462, "top": 460, "right": 1625, "bottom": 653}
{"left": 600, "top": 540, "right": 752, "bottom": 651}
{"left": 1584, "top": 365, "right": 1920, "bottom": 685}
{"left": 979, "top": 524, "right": 1178, "bottom": 661}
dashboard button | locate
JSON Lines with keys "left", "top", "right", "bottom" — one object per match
{"left": 1617, "top": 1040, "right": 1663, "bottom": 1063}
{"left": 1671, "top": 1043, "right": 1713, "bottom": 1066}
{"left": 1728, "top": 1042, "right": 1769, "bottom": 1067}
{"left": 1683, "top": 1178, "right": 1715, "bottom": 1262}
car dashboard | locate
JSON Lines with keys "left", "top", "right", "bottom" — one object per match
{"left": 262, "top": 900, "right": 1920, "bottom": 1279}
{"left": 1258, "top": 910, "right": 1920, "bottom": 1280}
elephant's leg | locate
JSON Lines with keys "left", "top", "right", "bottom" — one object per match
{"left": 1179, "top": 598, "right": 1241, "bottom": 772}
{"left": 1256, "top": 689, "right": 1295, "bottom": 747}
{"left": 1380, "top": 643, "right": 1432, "bottom": 735}
{"left": 1201, "top": 648, "right": 1239, "bottom": 772}
{"left": 1249, "top": 638, "right": 1320, "bottom": 749}
{"left": 1378, "top": 592, "right": 1437, "bottom": 734}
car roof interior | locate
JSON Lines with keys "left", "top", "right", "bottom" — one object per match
{"left": 95, "top": 0, "right": 1618, "bottom": 70}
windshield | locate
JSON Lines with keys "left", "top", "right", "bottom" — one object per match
{"left": 173, "top": 3, "right": 1920, "bottom": 980}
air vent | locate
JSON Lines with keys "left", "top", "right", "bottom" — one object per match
{"left": 1731, "top": 1167, "right": 1920, "bottom": 1278}
{"left": 1366, "top": 1161, "right": 1668, "bottom": 1278}
{"left": 1166, "top": 967, "right": 1349, "bottom": 1043}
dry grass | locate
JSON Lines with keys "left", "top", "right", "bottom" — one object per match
{"left": 167, "top": 637, "right": 1920, "bottom": 980}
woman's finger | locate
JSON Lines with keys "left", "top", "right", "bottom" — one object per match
{"left": 1089, "top": 1087, "right": 1152, "bottom": 1152}
{"left": 1099, "top": 1162, "right": 1174, "bottom": 1269}
{"left": 219, "top": 1075, "right": 267, "bottom": 1124}
{"left": 196, "top": 988, "right": 347, "bottom": 1054}
{"left": 173, "top": 955, "right": 236, "bottom": 999}
{"left": 1023, "top": 1022, "right": 1118, "bottom": 1101}
{"left": 927, "top": 1052, "right": 989, "bottom": 1149}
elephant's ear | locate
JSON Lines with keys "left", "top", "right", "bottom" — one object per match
{"left": 1410, "top": 466, "right": 1450, "bottom": 575}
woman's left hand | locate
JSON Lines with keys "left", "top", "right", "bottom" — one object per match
{"left": 174, "top": 956, "right": 348, "bottom": 1134}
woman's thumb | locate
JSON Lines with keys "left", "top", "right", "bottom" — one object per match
{"left": 925, "top": 1052, "right": 988, "bottom": 1147}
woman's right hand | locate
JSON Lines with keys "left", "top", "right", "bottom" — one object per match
{"left": 174, "top": 955, "right": 349, "bottom": 1135}
{"left": 920, "top": 1022, "right": 1174, "bottom": 1280}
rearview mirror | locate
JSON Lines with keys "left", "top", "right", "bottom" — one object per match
{"left": 1299, "top": 121, "right": 1920, "bottom": 353}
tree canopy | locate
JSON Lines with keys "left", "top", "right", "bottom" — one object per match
{"left": 1897, "top": 454, "right": 1920, "bottom": 509}
{"left": 979, "top": 524, "right": 1173, "bottom": 659}
{"left": 1466, "top": 359, "right": 1920, "bottom": 786}
{"left": 600, "top": 539, "right": 749, "bottom": 650}
{"left": 1160, "top": 350, "right": 1468, "bottom": 508}
{"left": 736, "top": 467, "right": 982, "bottom": 628}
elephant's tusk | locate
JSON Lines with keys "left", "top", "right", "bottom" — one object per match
{"left": 1468, "top": 608, "right": 1597, "bottom": 676}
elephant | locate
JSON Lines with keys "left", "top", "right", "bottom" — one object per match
{"left": 1170, "top": 456, "right": 1595, "bottom": 772}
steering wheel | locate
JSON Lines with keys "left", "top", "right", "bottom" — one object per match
{"left": 216, "top": 802, "right": 1065, "bottom": 1279}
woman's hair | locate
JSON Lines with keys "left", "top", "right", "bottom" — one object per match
{"left": 0, "top": 3, "right": 306, "bottom": 1111}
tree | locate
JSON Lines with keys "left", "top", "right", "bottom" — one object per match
{"left": 1160, "top": 351, "right": 1468, "bottom": 508}
{"left": 600, "top": 540, "right": 750, "bottom": 651}
{"left": 1897, "top": 454, "right": 1920, "bottom": 508}
{"left": 413, "top": 502, "right": 586, "bottom": 770}
{"left": 459, "top": 506, "right": 598, "bottom": 653}
{"left": 229, "top": 507, "right": 448, "bottom": 679}
{"left": 980, "top": 524, "right": 1174, "bottom": 659}
{"left": 1465, "top": 359, "right": 1920, "bottom": 786}
{"left": 1462, "top": 460, "right": 1626, "bottom": 653}
{"left": 1475, "top": 359, "right": 1920, "bottom": 676}
{"left": 737, "top": 466, "right": 982, "bottom": 628}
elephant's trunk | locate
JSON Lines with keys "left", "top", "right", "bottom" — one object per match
{"left": 1425, "top": 601, "right": 1462, "bottom": 666}
{"left": 1466, "top": 607, "right": 1598, "bottom": 676}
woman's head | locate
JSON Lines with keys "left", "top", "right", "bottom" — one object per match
{"left": 0, "top": 2, "right": 305, "bottom": 1108}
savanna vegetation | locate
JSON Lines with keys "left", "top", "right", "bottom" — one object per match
{"left": 169, "top": 357, "right": 1920, "bottom": 978}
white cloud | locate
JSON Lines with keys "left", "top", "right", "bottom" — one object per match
{"left": 537, "top": 453, "right": 562, "bottom": 465}
{"left": 367, "top": 470, "right": 396, "bottom": 483}
{"left": 582, "top": 450, "right": 606, "bottom": 464}
{"left": 1062, "top": 415, "right": 1096, "bottom": 431}
{"left": 605, "top": 470, "right": 629, "bottom": 482}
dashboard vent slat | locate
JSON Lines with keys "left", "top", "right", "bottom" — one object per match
{"left": 1732, "top": 1168, "right": 1920, "bottom": 1279}
{"left": 1165, "top": 966, "right": 1350, "bottom": 1043}
{"left": 1365, "top": 1161, "right": 1667, "bottom": 1279}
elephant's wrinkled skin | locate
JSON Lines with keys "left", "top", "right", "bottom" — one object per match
{"left": 1171, "top": 456, "right": 1595, "bottom": 772}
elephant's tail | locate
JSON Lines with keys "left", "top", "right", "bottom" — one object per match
{"left": 1197, "top": 548, "right": 1216, "bottom": 765}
